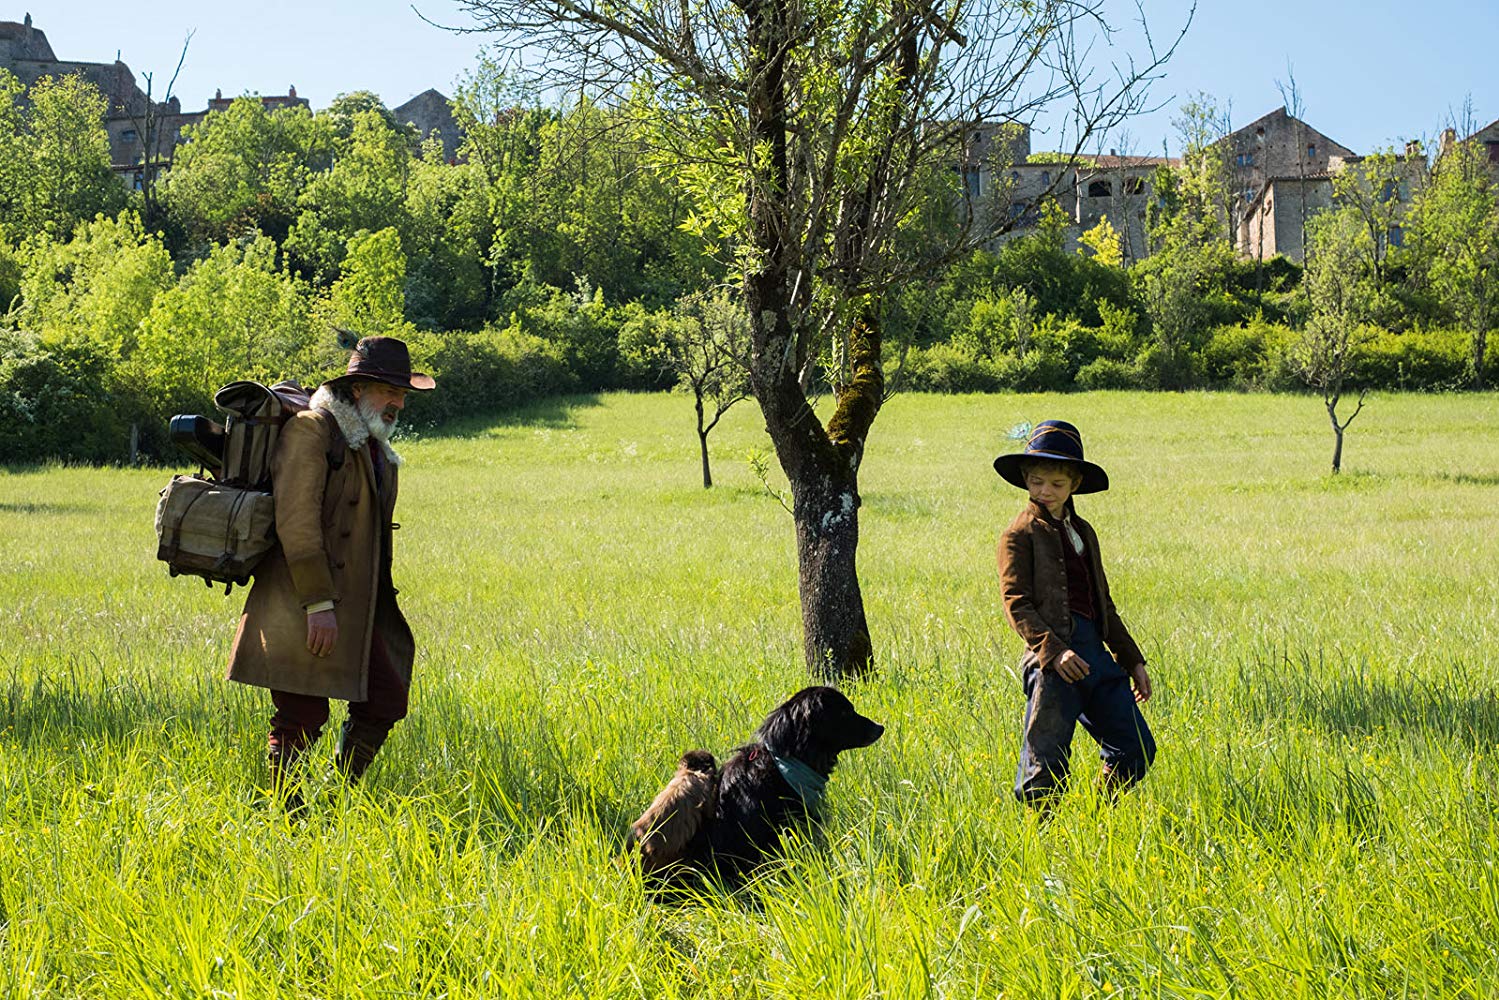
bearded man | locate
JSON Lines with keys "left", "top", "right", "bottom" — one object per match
{"left": 227, "top": 336, "right": 435, "bottom": 807}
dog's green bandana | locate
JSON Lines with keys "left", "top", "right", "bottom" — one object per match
{"left": 772, "top": 753, "right": 827, "bottom": 812}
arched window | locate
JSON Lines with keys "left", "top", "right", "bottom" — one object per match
{"left": 1087, "top": 179, "right": 1112, "bottom": 198}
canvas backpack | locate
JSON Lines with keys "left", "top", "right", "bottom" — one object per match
{"left": 154, "top": 380, "right": 345, "bottom": 592}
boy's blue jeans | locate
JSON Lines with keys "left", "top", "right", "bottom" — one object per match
{"left": 1014, "top": 614, "right": 1155, "bottom": 803}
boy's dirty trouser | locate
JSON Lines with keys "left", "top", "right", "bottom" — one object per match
{"left": 1014, "top": 614, "right": 1155, "bottom": 805}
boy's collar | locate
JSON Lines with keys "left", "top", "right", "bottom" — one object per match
{"left": 1028, "top": 497, "right": 1077, "bottom": 523}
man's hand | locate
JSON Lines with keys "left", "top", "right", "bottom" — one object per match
{"left": 1052, "top": 649, "right": 1091, "bottom": 683}
{"left": 306, "top": 609, "right": 338, "bottom": 657}
{"left": 1129, "top": 663, "right": 1153, "bottom": 703}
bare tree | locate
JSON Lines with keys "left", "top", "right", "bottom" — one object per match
{"left": 123, "top": 33, "right": 192, "bottom": 232}
{"left": 1275, "top": 64, "right": 1310, "bottom": 266}
{"left": 443, "top": 0, "right": 1189, "bottom": 676}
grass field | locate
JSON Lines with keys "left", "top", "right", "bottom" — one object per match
{"left": 2, "top": 390, "right": 1498, "bottom": 998}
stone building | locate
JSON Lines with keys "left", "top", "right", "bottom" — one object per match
{"left": 1223, "top": 107, "right": 1355, "bottom": 263}
{"left": 394, "top": 89, "right": 462, "bottom": 163}
{"left": 205, "top": 85, "right": 308, "bottom": 114}
{"left": 965, "top": 124, "right": 1177, "bottom": 263}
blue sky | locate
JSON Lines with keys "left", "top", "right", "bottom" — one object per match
{"left": 16, "top": 0, "right": 1498, "bottom": 153}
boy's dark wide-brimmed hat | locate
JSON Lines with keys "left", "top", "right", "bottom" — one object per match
{"left": 327, "top": 335, "right": 435, "bottom": 391}
{"left": 993, "top": 419, "right": 1109, "bottom": 494}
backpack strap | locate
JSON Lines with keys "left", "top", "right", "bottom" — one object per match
{"left": 322, "top": 410, "right": 347, "bottom": 473}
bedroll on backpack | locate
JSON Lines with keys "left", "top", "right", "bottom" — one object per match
{"left": 154, "top": 380, "right": 342, "bottom": 592}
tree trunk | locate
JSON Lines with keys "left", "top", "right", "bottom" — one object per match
{"left": 792, "top": 467, "right": 871, "bottom": 678}
{"left": 740, "top": 0, "right": 882, "bottom": 678}
{"left": 1474, "top": 327, "right": 1487, "bottom": 390}
{"left": 1327, "top": 397, "right": 1344, "bottom": 474}
{"left": 698, "top": 428, "right": 712, "bottom": 488}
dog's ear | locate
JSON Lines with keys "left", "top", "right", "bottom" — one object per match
{"left": 758, "top": 686, "right": 826, "bottom": 757}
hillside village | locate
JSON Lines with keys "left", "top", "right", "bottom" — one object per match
{"left": 6, "top": 12, "right": 1499, "bottom": 268}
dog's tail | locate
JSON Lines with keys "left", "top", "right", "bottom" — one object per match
{"left": 631, "top": 749, "right": 719, "bottom": 875}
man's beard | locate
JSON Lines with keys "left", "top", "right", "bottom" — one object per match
{"left": 358, "top": 396, "right": 398, "bottom": 443}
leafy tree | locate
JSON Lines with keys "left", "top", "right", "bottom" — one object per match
{"left": 625, "top": 288, "right": 751, "bottom": 487}
{"left": 326, "top": 227, "right": 408, "bottom": 336}
{"left": 1409, "top": 137, "right": 1499, "bottom": 387}
{"left": 457, "top": 0, "right": 1182, "bottom": 676}
{"left": 0, "top": 70, "right": 124, "bottom": 241}
{"left": 0, "top": 330, "right": 133, "bottom": 463}
{"left": 286, "top": 109, "right": 413, "bottom": 283}
{"left": 132, "top": 233, "right": 322, "bottom": 420}
{"left": 1296, "top": 207, "right": 1375, "bottom": 473}
{"left": 404, "top": 139, "right": 490, "bottom": 329}
{"left": 15, "top": 212, "right": 175, "bottom": 356}
{"left": 1079, "top": 216, "right": 1124, "bottom": 268}
{"left": 323, "top": 91, "right": 410, "bottom": 144}
{"left": 1331, "top": 149, "right": 1415, "bottom": 297}
{"left": 161, "top": 98, "right": 335, "bottom": 247}
{"left": 1135, "top": 159, "right": 1237, "bottom": 387}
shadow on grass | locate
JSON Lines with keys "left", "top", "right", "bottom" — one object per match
{"left": 1440, "top": 471, "right": 1499, "bottom": 486}
{"left": 1233, "top": 655, "right": 1499, "bottom": 744}
{"left": 408, "top": 393, "right": 603, "bottom": 440}
{"left": 0, "top": 500, "right": 97, "bottom": 514}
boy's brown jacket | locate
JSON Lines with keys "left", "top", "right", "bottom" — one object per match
{"left": 997, "top": 499, "right": 1145, "bottom": 672}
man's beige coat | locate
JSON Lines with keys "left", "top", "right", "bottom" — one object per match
{"left": 227, "top": 401, "right": 414, "bottom": 701}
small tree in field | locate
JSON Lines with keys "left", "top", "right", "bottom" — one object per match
{"left": 1297, "top": 207, "right": 1373, "bottom": 474}
{"left": 654, "top": 289, "right": 752, "bottom": 488}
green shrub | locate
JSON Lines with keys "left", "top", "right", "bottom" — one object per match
{"left": 900, "top": 343, "right": 1002, "bottom": 393}
{"left": 405, "top": 325, "right": 576, "bottom": 426}
{"left": 0, "top": 331, "right": 133, "bottom": 464}
{"left": 991, "top": 349, "right": 1071, "bottom": 392}
{"left": 1075, "top": 357, "right": 1138, "bottom": 390}
{"left": 1355, "top": 327, "right": 1470, "bottom": 389}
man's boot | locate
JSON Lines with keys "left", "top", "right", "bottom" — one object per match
{"left": 336, "top": 719, "right": 391, "bottom": 784}
{"left": 267, "top": 743, "right": 307, "bottom": 816}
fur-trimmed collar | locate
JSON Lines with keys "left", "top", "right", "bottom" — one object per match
{"left": 310, "top": 385, "right": 403, "bottom": 466}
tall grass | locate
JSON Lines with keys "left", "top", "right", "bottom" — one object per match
{"left": 1, "top": 391, "right": 1497, "bottom": 997}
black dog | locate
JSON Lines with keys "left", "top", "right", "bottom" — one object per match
{"left": 631, "top": 686, "right": 884, "bottom": 882}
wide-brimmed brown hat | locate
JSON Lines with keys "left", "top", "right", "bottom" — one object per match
{"left": 327, "top": 335, "right": 435, "bottom": 391}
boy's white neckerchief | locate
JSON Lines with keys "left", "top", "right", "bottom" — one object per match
{"left": 1061, "top": 513, "right": 1085, "bottom": 556}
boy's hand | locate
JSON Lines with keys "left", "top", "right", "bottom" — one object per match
{"left": 1053, "top": 650, "right": 1091, "bottom": 683}
{"left": 1129, "top": 663, "right": 1153, "bottom": 703}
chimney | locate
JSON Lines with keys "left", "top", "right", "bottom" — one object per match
{"left": 1405, "top": 139, "right": 1422, "bottom": 160}
{"left": 289, "top": 84, "right": 297, "bottom": 99}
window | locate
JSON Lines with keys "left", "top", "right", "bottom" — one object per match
{"left": 1011, "top": 170, "right": 1021, "bottom": 184}
{"left": 1387, "top": 225, "right": 1404, "bottom": 248}
{"left": 1087, "top": 179, "right": 1112, "bottom": 198}
{"left": 1124, "top": 177, "right": 1145, "bottom": 195}
{"left": 963, "top": 167, "right": 982, "bottom": 201}
{"left": 1041, "top": 170, "right": 1051, "bottom": 185}
{"left": 1307, "top": 143, "right": 1317, "bottom": 158}
{"left": 1236, "top": 153, "right": 1255, "bottom": 167}
{"left": 132, "top": 172, "right": 143, "bottom": 191}
{"left": 121, "top": 128, "right": 137, "bottom": 142}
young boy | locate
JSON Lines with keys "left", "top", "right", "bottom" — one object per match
{"left": 994, "top": 420, "right": 1155, "bottom": 807}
